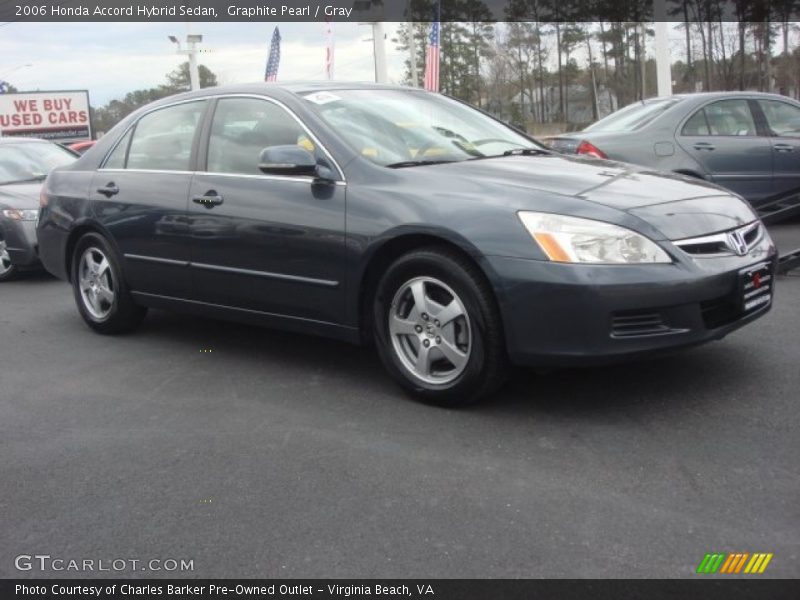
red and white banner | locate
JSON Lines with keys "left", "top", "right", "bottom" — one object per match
{"left": 0, "top": 90, "right": 92, "bottom": 141}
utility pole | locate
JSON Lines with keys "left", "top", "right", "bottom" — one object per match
{"left": 654, "top": 0, "right": 673, "bottom": 97}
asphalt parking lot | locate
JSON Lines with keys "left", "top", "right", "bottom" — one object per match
{"left": 1, "top": 223, "right": 799, "bottom": 579}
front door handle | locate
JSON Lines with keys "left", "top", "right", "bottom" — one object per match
{"left": 97, "top": 182, "right": 119, "bottom": 197}
{"left": 192, "top": 191, "right": 224, "bottom": 209}
{"left": 693, "top": 142, "right": 715, "bottom": 151}
{"left": 774, "top": 143, "right": 794, "bottom": 153}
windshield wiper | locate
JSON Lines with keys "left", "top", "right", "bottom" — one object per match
{"left": 0, "top": 174, "right": 47, "bottom": 185}
{"left": 502, "top": 148, "right": 550, "bottom": 156}
{"left": 385, "top": 160, "right": 456, "bottom": 169}
{"left": 467, "top": 148, "right": 550, "bottom": 161}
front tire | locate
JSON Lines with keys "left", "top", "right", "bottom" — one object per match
{"left": 373, "top": 247, "right": 507, "bottom": 406}
{"left": 71, "top": 232, "right": 146, "bottom": 334}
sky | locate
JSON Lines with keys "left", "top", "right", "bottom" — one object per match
{"left": 0, "top": 21, "right": 718, "bottom": 108}
{"left": 0, "top": 21, "right": 407, "bottom": 106}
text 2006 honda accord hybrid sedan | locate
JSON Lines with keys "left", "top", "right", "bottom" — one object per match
{"left": 37, "top": 83, "right": 777, "bottom": 405}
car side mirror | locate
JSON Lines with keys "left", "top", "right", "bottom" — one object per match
{"left": 258, "top": 146, "right": 318, "bottom": 177}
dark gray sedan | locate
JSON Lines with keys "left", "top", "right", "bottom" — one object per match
{"left": 0, "top": 137, "right": 76, "bottom": 281}
{"left": 546, "top": 92, "right": 800, "bottom": 221}
{"left": 37, "top": 83, "right": 777, "bottom": 405}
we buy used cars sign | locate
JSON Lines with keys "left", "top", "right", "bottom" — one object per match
{"left": 0, "top": 90, "right": 92, "bottom": 141}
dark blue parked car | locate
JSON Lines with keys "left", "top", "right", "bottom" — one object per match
{"left": 37, "top": 83, "right": 777, "bottom": 405}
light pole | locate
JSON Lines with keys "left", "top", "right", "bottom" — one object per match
{"left": 168, "top": 34, "right": 203, "bottom": 91}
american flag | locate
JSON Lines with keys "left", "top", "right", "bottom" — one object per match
{"left": 265, "top": 27, "right": 281, "bottom": 82}
{"left": 424, "top": 20, "right": 440, "bottom": 92}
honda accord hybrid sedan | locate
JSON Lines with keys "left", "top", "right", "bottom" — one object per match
{"left": 37, "top": 83, "right": 777, "bottom": 405}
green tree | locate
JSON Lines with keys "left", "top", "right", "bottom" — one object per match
{"left": 165, "top": 62, "right": 218, "bottom": 92}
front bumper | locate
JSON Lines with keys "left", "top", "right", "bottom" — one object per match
{"left": 488, "top": 240, "right": 778, "bottom": 367}
{"left": 0, "top": 217, "right": 39, "bottom": 267}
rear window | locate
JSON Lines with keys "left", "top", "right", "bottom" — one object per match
{"left": 585, "top": 98, "right": 683, "bottom": 133}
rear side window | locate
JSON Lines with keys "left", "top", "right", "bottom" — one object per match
{"left": 685, "top": 99, "right": 757, "bottom": 137}
{"left": 103, "top": 127, "right": 133, "bottom": 169}
{"left": 758, "top": 100, "right": 800, "bottom": 136}
{"left": 126, "top": 101, "right": 206, "bottom": 171}
{"left": 681, "top": 109, "right": 710, "bottom": 136}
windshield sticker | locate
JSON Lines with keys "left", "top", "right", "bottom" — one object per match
{"left": 305, "top": 92, "right": 341, "bottom": 105}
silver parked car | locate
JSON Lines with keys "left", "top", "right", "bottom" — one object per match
{"left": 546, "top": 92, "right": 800, "bottom": 221}
{"left": 0, "top": 137, "right": 76, "bottom": 281}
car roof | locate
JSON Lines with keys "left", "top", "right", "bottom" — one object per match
{"left": 142, "top": 81, "right": 422, "bottom": 109}
{"left": 642, "top": 91, "right": 798, "bottom": 103}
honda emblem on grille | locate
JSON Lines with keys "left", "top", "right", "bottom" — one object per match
{"left": 727, "top": 230, "right": 748, "bottom": 256}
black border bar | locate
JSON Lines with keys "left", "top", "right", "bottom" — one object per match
{"left": 3, "top": 579, "right": 800, "bottom": 600}
{"left": 0, "top": 1, "right": 795, "bottom": 23}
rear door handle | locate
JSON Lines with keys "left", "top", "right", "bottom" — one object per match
{"left": 774, "top": 143, "right": 794, "bottom": 153}
{"left": 192, "top": 191, "right": 224, "bottom": 209}
{"left": 693, "top": 142, "right": 715, "bottom": 151}
{"left": 97, "top": 182, "right": 119, "bottom": 197}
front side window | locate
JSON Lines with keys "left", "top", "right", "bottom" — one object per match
{"left": 207, "top": 98, "right": 315, "bottom": 175}
{"left": 126, "top": 101, "right": 205, "bottom": 171}
{"left": 698, "top": 99, "right": 757, "bottom": 136}
{"left": 302, "top": 89, "right": 537, "bottom": 167}
{"left": 758, "top": 100, "right": 800, "bottom": 137}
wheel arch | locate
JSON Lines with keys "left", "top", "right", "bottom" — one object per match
{"left": 354, "top": 229, "right": 505, "bottom": 344}
{"left": 64, "top": 220, "right": 120, "bottom": 283}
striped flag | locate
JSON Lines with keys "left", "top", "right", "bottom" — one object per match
{"left": 324, "top": 20, "right": 334, "bottom": 80}
{"left": 423, "top": 20, "right": 440, "bottom": 92}
{"left": 264, "top": 27, "right": 281, "bottom": 82}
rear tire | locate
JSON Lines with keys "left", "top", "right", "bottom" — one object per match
{"left": 71, "top": 232, "right": 146, "bottom": 334}
{"left": 373, "top": 247, "right": 507, "bottom": 406}
{"left": 0, "top": 237, "right": 17, "bottom": 282}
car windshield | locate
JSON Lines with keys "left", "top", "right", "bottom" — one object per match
{"left": 301, "top": 89, "right": 540, "bottom": 167}
{"left": 0, "top": 142, "right": 76, "bottom": 185}
{"left": 585, "top": 97, "right": 684, "bottom": 133}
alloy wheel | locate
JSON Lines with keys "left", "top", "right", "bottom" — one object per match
{"left": 78, "top": 246, "right": 115, "bottom": 320}
{"left": 388, "top": 276, "right": 472, "bottom": 385}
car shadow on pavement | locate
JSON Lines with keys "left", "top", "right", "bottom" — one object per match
{"left": 133, "top": 309, "right": 754, "bottom": 419}
{"left": 7, "top": 270, "right": 56, "bottom": 284}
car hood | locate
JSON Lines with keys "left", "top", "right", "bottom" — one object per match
{"left": 0, "top": 182, "right": 42, "bottom": 210}
{"left": 427, "top": 155, "right": 757, "bottom": 239}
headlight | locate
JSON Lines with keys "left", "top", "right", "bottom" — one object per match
{"left": 2, "top": 209, "right": 39, "bottom": 221}
{"left": 518, "top": 211, "right": 671, "bottom": 264}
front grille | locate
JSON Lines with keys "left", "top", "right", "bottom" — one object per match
{"left": 611, "top": 311, "right": 671, "bottom": 338}
{"left": 677, "top": 240, "right": 730, "bottom": 256}
{"left": 674, "top": 222, "right": 763, "bottom": 257}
